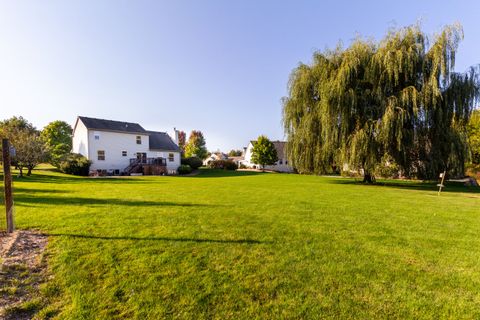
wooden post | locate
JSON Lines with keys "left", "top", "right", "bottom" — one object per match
{"left": 437, "top": 170, "right": 446, "bottom": 196}
{"left": 2, "top": 138, "right": 15, "bottom": 233}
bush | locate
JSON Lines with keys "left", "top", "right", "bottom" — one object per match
{"left": 374, "top": 154, "right": 400, "bottom": 178}
{"left": 59, "top": 153, "right": 91, "bottom": 176}
{"left": 207, "top": 160, "right": 237, "bottom": 170}
{"left": 177, "top": 164, "right": 192, "bottom": 175}
{"left": 181, "top": 157, "right": 203, "bottom": 170}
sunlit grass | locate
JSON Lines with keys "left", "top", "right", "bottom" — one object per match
{"left": 1, "top": 168, "right": 479, "bottom": 319}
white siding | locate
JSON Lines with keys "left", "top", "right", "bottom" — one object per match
{"left": 243, "top": 142, "right": 254, "bottom": 165}
{"left": 72, "top": 120, "right": 89, "bottom": 157}
{"left": 88, "top": 130, "right": 151, "bottom": 171}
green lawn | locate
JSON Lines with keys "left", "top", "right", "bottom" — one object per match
{"left": 1, "top": 168, "right": 480, "bottom": 319}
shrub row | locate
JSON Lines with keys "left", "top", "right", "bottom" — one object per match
{"left": 181, "top": 157, "right": 203, "bottom": 170}
{"left": 207, "top": 160, "right": 237, "bottom": 170}
{"left": 59, "top": 153, "right": 91, "bottom": 176}
{"left": 177, "top": 164, "right": 192, "bottom": 175}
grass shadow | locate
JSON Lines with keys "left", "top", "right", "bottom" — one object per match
{"left": 14, "top": 195, "right": 220, "bottom": 208}
{"left": 47, "top": 233, "right": 269, "bottom": 244}
{"left": 4, "top": 174, "right": 162, "bottom": 185}
{"left": 12, "top": 187, "right": 72, "bottom": 194}
{"left": 328, "top": 177, "right": 480, "bottom": 194}
{"left": 188, "top": 169, "right": 268, "bottom": 178}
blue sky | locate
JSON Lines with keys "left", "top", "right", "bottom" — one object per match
{"left": 1, "top": 1, "right": 479, "bottom": 151}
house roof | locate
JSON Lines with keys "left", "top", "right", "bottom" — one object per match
{"left": 78, "top": 116, "right": 147, "bottom": 134}
{"left": 272, "top": 141, "right": 286, "bottom": 159}
{"left": 147, "top": 131, "right": 180, "bottom": 152}
{"left": 228, "top": 156, "right": 244, "bottom": 161}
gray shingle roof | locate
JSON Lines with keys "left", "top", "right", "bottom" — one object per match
{"left": 78, "top": 116, "right": 147, "bottom": 134}
{"left": 272, "top": 141, "right": 286, "bottom": 159}
{"left": 147, "top": 131, "right": 180, "bottom": 152}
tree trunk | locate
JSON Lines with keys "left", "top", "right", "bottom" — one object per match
{"left": 18, "top": 166, "right": 23, "bottom": 177}
{"left": 363, "top": 172, "right": 375, "bottom": 183}
{"left": 27, "top": 166, "right": 33, "bottom": 176}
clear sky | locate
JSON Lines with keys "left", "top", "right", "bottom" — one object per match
{"left": 1, "top": 1, "right": 479, "bottom": 151}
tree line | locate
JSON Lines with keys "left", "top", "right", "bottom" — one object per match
{"left": 0, "top": 117, "right": 73, "bottom": 176}
{"left": 283, "top": 24, "right": 479, "bottom": 182}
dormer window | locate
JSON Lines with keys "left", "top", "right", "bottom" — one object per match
{"left": 136, "top": 136, "right": 142, "bottom": 144}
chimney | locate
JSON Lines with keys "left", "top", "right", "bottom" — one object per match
{"left": 174, "top": 127, "right": 179, "bottom": 144}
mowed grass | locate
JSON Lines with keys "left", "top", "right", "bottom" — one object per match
{"left": 1, "top": 167, "right": 480, "bottom": 319}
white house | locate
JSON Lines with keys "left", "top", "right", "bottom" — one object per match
{"left": 72, "top": 116, "right": 181, "bottom": 175}
{"left": 203, "top": 152, "right": 228, "bottom": 166}
{"left": 241, "top": 140, "right": 294, "bottom": 173}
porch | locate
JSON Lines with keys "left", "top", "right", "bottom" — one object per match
{"left": 125, "top": 157, "right": 168, "bottom": 175}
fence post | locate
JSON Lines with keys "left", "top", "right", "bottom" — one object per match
{"left": 2, "top": 138, "right": 15, "bottom": 233}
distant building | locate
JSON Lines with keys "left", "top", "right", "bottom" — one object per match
{"left": 72, "top": 116, "right": 181, "bottom": 175}
{"left": 228, "top": 156, "right": 244, "bottom": 166}
{"left": 203, "top": 152, "right": 229, "bottom": 166}
{"left": 240, "top": 140, "right": 294, "bottom": 173}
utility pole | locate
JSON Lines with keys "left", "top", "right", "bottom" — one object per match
{"left": 2, "top": 138, "right": 15, "bottom": 233}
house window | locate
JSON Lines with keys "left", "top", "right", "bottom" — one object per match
{"left": 122, "top": 151, "right": 127, "bottom": 157}
{"left": 97, "top": 150, "right": 105, "bottom": 161}
{"left": 285, "top": 160, "right": 288, "bottom": 165}
{"left": 136, "top": 136, "right": 142, "bottom": 144}
{"left": 94, "top": 135, "right": 100, "bottom": 140}
{"left": 168, "top": 153, "right": 174, "bottom": 162}
{"left": 279, "top": 159, "right": 283, "bottom": 165}
{"left": 94, "top": 131, "right": 100, "bottom": 140}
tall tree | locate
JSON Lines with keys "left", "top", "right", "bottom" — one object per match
{"left": 41, "top": 120, "right": 73, "bottom": 166}
{"left": 467, "top": 109, "right": 480, "bottom": 165}
{"left": 184, "top": 130, "right": 208, "bottom": 160}
{"left": 228, "top": 150, "right": 243, "bottom": 157}
{"left": 177, "top": 130, "right": 186, "bottom": 154}
{"left": 283, "top": 24, "right": 479, "bottom": 181}
{"left": 0, "top": 116, "right": 36, "bottom": 139}
{"left": 251, "top": 136, "right": 278, "bottom": 170}
{"left": 14, "top": 130, "right": 47, "bottom": 176}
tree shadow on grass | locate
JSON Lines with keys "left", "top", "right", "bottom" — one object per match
{"left": 328, "top": 177, "right": 480, "bottom": 194}
{"left": 46, "top": 233, "right": 269, "bottom": 244}
{"left": 5, "top": 173, "right": 163, "bottom": 185}
{"left": 12, "top": 187, "right": 72, "bottom": 194}
{"left": 14, "top": 195, "right": 220, "bottom": 208}
{"left": 188, "top": 169, "right": 268, "bottom": 178}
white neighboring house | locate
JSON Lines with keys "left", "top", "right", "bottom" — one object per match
{"left": 241, "top": 140, "right": 294, "bottom": 173}
{"left": 203, "top": 152, "right": 228, "bottom": 166}
{"left": 72, "top": 116, "right": 181, "bottom": 174}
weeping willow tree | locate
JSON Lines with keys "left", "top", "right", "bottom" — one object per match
{"left": 283, "top": 24, "right": 479, "bottom": 182}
